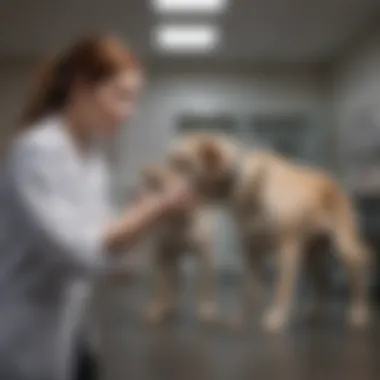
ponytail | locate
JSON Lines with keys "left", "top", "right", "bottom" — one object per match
{"left": 19, "top": 57, "right": 68, "bottom": 127}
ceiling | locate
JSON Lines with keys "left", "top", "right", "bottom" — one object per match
{"left": 0, "top": 0, "right": 379, "bottom": 63}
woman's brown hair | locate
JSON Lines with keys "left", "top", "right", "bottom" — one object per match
{"left": 19, "top": 35, "right": 140, "bottom": 127}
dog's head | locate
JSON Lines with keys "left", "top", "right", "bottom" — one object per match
{"left": 140, "top": 163, "right": 194, "bottom": 222}
{"left": 167, "top": 132, "right": 241, "bottom": 200}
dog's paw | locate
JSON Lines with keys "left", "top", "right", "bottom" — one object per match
{"left": 262, "top": 308, "right": 289, "bottom": 333}
{"left": 348, "top": 305, "right": 370, "bottom": 328}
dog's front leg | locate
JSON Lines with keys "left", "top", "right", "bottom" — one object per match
{"left": 263, "top": 235, "right": 302, "bottom": 332}
{"left": 196, "top": 238, "right": 219, "bottom": 324}
{"left": 195, "top": 239, "right": 219, "bottom": 326}
{"left": 144, "top": 244, "right": 180, "bottom": 325}
{"left": 190, "top": 209, "right": 220, "bottom": 326}
{"left": 231, "top": 240, "right": 264, "bottom": 329}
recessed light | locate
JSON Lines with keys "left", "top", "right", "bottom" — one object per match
{"left": 151, "top": 0, "right": 229, "bottom": 14}
{"left": 153, "top": 24, "right": 220, "bottom": 53}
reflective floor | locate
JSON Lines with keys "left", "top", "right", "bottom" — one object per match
{"left": 99, "top": 281, "right": 380, "bottom": 380}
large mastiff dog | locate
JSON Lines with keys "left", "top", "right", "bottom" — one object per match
{"left": 166, "top": 133, "right": 371, "bottom": 332}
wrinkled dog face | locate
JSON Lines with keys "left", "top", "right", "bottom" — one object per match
{"left": 168, "top": 133, "right": 240, "bottom": 200}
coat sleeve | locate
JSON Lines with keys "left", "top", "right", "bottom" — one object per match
{"left": 8, "top": 137, "right": 109, "bottom": 276}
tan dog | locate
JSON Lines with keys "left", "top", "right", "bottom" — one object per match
{"left": 140, "top": 163, "right": 219, "bottom": 326}
{"left": 167, "top": 133, "right": 371, "bottom": 332}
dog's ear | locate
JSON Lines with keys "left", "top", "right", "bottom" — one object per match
{"left": 199, "top": 139, "right": 222, "bottom": 171}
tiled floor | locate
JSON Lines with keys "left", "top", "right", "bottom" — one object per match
{"left": 98, "top": 281, "right": 380, "bottom": 380}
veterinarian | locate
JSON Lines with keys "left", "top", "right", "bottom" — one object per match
{"left": 0, "top": 35, "right": 195, "bottom": 380}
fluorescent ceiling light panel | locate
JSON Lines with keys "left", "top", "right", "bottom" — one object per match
{"left": 154, "top": 24, "right": 220, "bottom": 53}
{"left": 151, "top": 0, "right": 228, "bottom": 13}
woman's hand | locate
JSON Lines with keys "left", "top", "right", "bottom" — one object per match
{"left": 104, "top": 180, "right": 197, "bottom": 253}
{"left": 160, "top": 180, "right": 197, "bottom": 214}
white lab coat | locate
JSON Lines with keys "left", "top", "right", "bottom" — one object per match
{"left": 0, "top": 115, "right": 114, "bottom": 380}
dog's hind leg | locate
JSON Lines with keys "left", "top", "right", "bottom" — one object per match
{"left": 328, "top": 191, "right": 371, "bottom": 328}
{"left": 262, "top": 233, "right": 303, "bottom": 332}
{"left": 332, "top": 225, "right": 370, "bottom": 327}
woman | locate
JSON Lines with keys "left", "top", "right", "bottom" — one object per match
{"left": 0, "top": 35, "right": 195, "bottom": 380}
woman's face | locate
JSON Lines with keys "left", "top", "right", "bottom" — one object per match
{"left": 82, "top": 69, "right": 144, "bottom": 135}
